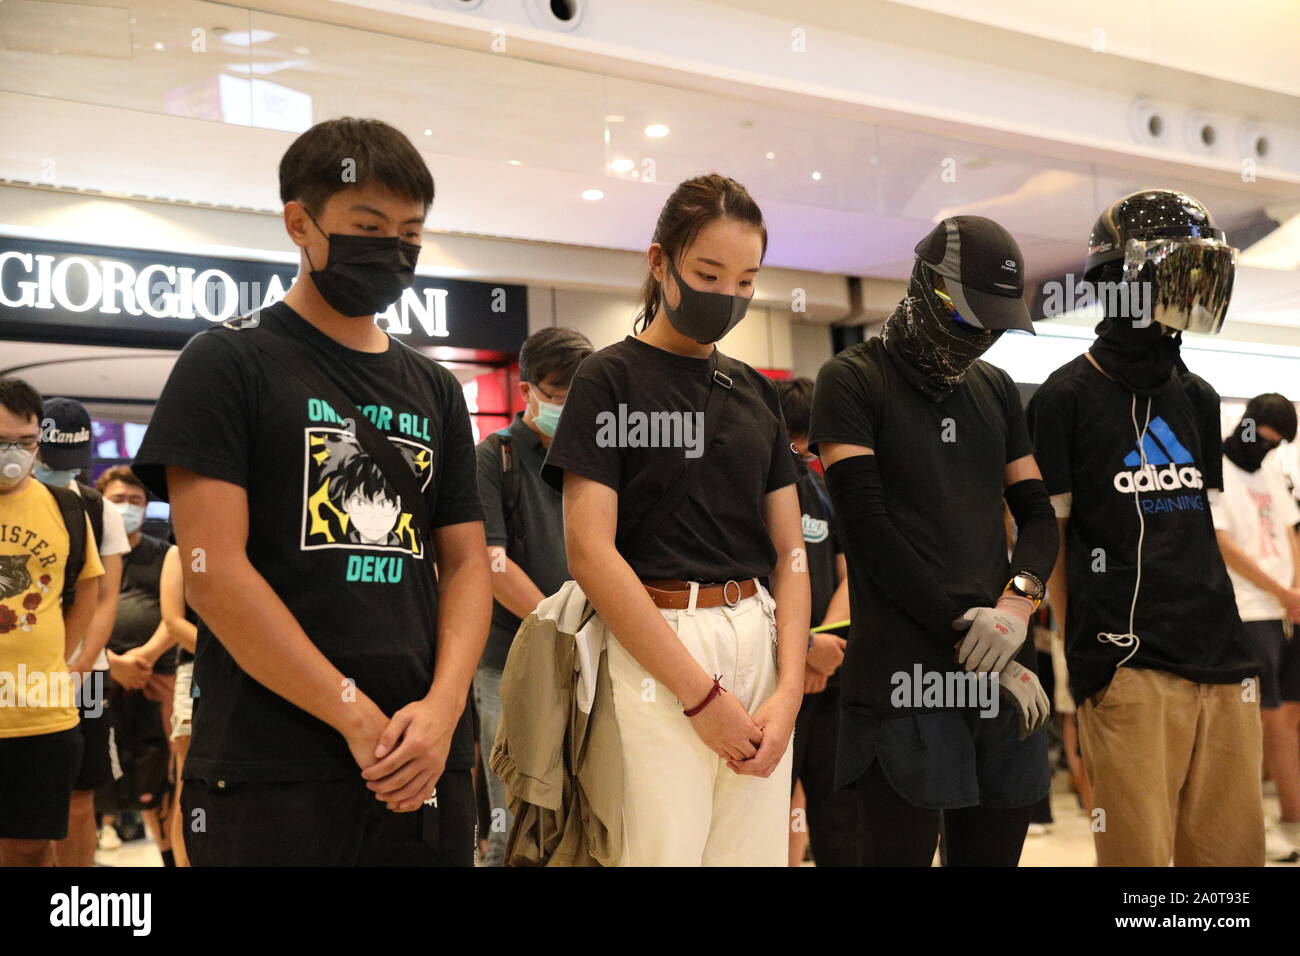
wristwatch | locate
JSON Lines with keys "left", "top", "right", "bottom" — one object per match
{"left": 1005, "top": 571, "right": 1046, "bottom": 609}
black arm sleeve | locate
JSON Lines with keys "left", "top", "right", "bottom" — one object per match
{"left": 1005, "top": 477, "right": 1059, "bottom": 586}
{"left": 824, "top": 453, "right": 964, "bottom": 643}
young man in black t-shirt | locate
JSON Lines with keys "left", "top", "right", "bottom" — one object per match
{"left": 811, "top": 217, "right": 1058, "bottom": 867}
{"left": 1027, "top": 190, "right": 1263, "bottom": 866}
{"left": 776, "top": 378, "right": 862, "bottom": 867}
{"left": 134, "top": 118, "right": 492, "bottom": 866}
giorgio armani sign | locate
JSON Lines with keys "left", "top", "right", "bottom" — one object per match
{"left": 0, "top": 236, "right": 526, "bottom": 353}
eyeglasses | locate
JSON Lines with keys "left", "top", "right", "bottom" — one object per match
{"left": 530, "top": 382, "right": 567, "bottom": 404}
{"left": 0, "top": 438, "right": 39, "bottom": 452}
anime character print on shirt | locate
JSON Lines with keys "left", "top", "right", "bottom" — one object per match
{"left": 300, "top": 405, "right": 433, "bottom": 574}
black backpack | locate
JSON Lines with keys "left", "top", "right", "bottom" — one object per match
{"left": 46, "top": 483, "right": 91, "bottom": 609}
{"left": 484, "top": 430, "right": 525, "bottom": 552}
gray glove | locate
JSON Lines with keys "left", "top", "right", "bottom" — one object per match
{"left": 998, "top": 660, "right": 1050, "bottom": 740}
{"left": 951, "top": 596, "right": 1032, "bottom": 673}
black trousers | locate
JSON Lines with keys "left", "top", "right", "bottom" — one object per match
{"left": 791, "top": 686, "right": 867, "bottom": 866}
{"left": 181, "top": 770, "right": 475, "bottom": 866}
{"left": 859, "top": 760, "right": 1032, "bottom": 867}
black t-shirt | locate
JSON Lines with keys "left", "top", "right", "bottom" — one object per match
{"left": 109, "top": 533, "right": 176, "bottom": 674}
{"left": 134, "top": 302, "right": 483, "bottom": 782}
{"left": 794, "top": 455, "right": 845, "bottom": 687}
{"left": 808, "top": 339, "right": 1035, "bottom": 725}
{"left": 541, "top": 336, "right": 797, "bottom": 581}
{"left": 1026, "top": 354, "right": 1256, "bottom": 703}
{"left": 476, "top": 414, "right": 568, "bottom": 672}
{"left": 794, "top": 457, "right": 842, "bottom": 627}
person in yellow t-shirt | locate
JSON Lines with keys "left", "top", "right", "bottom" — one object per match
{"left": 0, "top": 379, "right": 104, "bottom": 867}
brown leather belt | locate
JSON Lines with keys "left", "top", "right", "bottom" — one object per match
{"left": 642, "top": 578, "right": 758, "bottom": 610}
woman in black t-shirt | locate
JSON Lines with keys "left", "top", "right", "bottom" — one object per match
{"left": 542, "top": 174, "right": 809, "bottom": 866}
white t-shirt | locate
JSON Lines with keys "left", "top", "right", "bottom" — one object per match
{"left": 69, "top": 482, "right": 131, "bottom": 670}
{"left": 1213, "top": 455, "right": 1300, "bottom": 621}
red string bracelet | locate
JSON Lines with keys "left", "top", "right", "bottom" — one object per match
{"left": 684, "top": 674, "right": 724, "bottom": 717}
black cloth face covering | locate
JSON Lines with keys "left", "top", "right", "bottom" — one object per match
{"left": 303, "top": 209, "right": 421, "bottom": 318}
{"left": 880, "top": 259, "right": 1002, "bottom": 403}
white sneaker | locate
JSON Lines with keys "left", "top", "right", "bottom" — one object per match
{"left": 97, "top": 826, "right": 121, "bottom": 851}
{"left": 1264, "top": 821, "right": 1299, "bottom": 863}
{"left": 1027, "top": 823, "right": 1049, "bottom": 837}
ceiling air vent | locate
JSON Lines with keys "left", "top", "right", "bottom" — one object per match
{"left": 524, "top": 0, "right": 585, "bottom": 33}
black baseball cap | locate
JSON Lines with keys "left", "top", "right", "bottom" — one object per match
{"left": 914, "top": 216, "right": 1035, "bottom": 334}
{"left": 39, "top": 397, "right": 93, "bottom": 474}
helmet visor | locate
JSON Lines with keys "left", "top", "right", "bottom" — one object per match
{"left": 1123, "top": 237, "right": 1237, "bottom": 335}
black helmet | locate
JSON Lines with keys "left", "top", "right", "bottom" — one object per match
{"left": 1084, "top": 189, "right": 1226, "bottom": 282}
{"left": 1084, "top": 189, "right": 1237, "bottom": 335}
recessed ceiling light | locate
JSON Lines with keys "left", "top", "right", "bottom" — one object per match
{"left": 507, "top": 159, "right": 522, "bottom": 166}
{"left": 582, "top": 189, "right": 605, "bottom": 201}
{"left": 153, "top": 41, "right": 165, "bottom": 51}
{"left": 221, "top": 29, "right": 277, "bottom": 47}
{"left": 423, "top": 129, "right": 432, "bottom": 136}
{"left": 605, "top": 114, "right": 625, "bottom": 123}
{"left": 765, "top": 152, "right": 775, "bottom": 160}
{"left": 610, "top": 158, "right": 635, "bottom": 173}
{"left": 811, "top": 171, "right": 822, "bottom": 181}
{"left": 644, "top": 124, "right": 669, "bottom": 138}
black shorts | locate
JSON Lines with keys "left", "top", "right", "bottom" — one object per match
{"left": 1282, "top": 629, "right": 1300, "bottom": 703}
{"left": 96, "top": 685, "right": 170, "bottom": 812}
{"left": 1243, "top": 620, "right": 1298, "bottom": 709}
{"left": 0, "top": 726, "right": 83, "bottom": 840}
{"left": 72, "top": 671, "right": 118, "bottom": 791}
{"left": 181, "top": 770, "right": 476, "bottom": 866}
{"left": 864, "top": 705, "right": 1050, "bottom": 811}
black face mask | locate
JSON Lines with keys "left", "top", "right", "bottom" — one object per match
{"left": 880, "top": 259, "right": 1001, "bottom": 402}
{"left": 304, "top": 210, "right": 420, "bottom": 318}
{"left": 1223, "top": 422, "right": 1280, "bottom": 473}
{"left": 1090, "top": 311, "right": 1184, "bottom": 396}
{"left": 661, "top": 255, "right": 751, "bottom": 344}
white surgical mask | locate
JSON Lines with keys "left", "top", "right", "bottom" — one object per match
{"left": 113, "top": 501, "right": 145, "bottom": 534}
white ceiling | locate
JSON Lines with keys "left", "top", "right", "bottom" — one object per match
{"left": 0, "top": 0, "right": 1298, "bottom": 328}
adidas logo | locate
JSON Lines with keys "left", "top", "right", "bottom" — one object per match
{"left": 1112, "top": 416, "right": 1203, "bottom": 493}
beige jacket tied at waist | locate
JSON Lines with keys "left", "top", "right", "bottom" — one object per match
{"left": 489, "top": 580, "right": 624, "bottom": 866}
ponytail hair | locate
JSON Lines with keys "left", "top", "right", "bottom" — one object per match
{"left": 634, "top": 173, "right": 767, "bottom": 334}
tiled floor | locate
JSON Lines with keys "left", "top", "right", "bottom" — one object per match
{"left": 92, "top": 772, "right": 1297, "bottom": 867}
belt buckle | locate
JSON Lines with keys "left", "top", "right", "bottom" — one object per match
{"left": 722, "top": 579, "right": 741, "bottom": 608}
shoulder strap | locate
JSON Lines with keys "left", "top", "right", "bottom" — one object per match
{"left": 235, "top": 317, "right": 436, "bottom": 563}
{"left": 484, "top": 430, "right": 523, "bottom": 548}
{"left": 497, "top": 432, "right": 525, "bottom": 548}
{"left": 49, "top": 483, "right": 87, "bottom": 607}
{"left": 616, "top": 354, "right": 735, "bottom": 552}
{"left": 77, "top": 481, "right": 105, "bottom": 548}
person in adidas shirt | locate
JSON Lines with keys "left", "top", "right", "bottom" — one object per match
{"left": 1027, "top": 190, "right": 1264, "bottom": 866}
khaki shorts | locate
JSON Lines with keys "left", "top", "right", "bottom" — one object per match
{"left": 1077, "top": 666, "right": 1264, "bottom": 866}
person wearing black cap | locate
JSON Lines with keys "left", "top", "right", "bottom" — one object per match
{"left": 810, "top": 215, "right": 1058, "bottom": 866}
{"left": 1213, "top": 393, "right": 1300, "bottom": 861}
{"left": 34, "top": 397, "right": 133, "bottom": 867}
{"left": 1026, "top": 189, "right": 1264, "bottom": 866}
